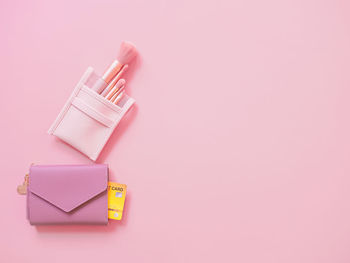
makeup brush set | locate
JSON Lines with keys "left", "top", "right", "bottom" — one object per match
{"left": 48, "top": 41, "right": 138, "bottom": 161}
{"left": 17, "top": 41, "right": 138, "bottom": 225}
{"left": 91, "top": 41, "right": 137, "bottom": 104}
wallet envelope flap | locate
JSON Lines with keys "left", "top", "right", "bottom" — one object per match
{"left": 28, "top": 164, "right": 108, "bottom": 213}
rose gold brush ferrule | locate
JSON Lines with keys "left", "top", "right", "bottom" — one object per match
{"left": 109, "top": 85, "right": 125, "bottom": 101}
{"left": 101, "top": 65, "right": 128, "bottom": 97}
{"left": 91, "top": 41, "right": 136, "bottom": 94}
{"left": 106, "top": 79, "right": 125, "bottom": 100}
{"left": 102, "top": 60, "right": 123, "bottom": 84}
{"left": 91, "top": 61, "right": 123, "bottom": 94}
{"left": 113, "top": 91, "right": 125, "bottom": 105}
{"left": 91, "top": 78, "right": 108, "bottom": 94}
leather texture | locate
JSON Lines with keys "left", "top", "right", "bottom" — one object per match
{"left": 48, "top": 67, "right": 135, "bottom": 161}
{"left": 27, "top": 164, "right": 108, "bottom": 225}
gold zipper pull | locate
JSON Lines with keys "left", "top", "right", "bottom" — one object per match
{"left": 17, "top": 174, "right": 29, "bottom": 195}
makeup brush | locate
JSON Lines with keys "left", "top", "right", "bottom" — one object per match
{"left": 113, "top": 91, "right": 125, "bottom": 105}
{"left": 106, "top": 79, "right": 125, "bottom": 100}
{"left": 91, "top": 41, "right": 137, "bottom": 93}
{"left": 101, "top": 64, "right": 128, "bottom": 97}
{"left": 103, "top": 41, "right": 137, "bottom": 83}
{"left": 110, "top": 85, "right": 125, "bottom": 102}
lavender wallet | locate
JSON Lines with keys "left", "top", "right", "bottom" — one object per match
{"left": 48, "top": 67, "right": 135, "bottom": 161}
{"left": 27, "top": 164, "right": 108, "bottom": 225}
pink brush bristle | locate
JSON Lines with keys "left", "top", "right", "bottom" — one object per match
{"left": 117, "top": 41, "right": 137, "bottom": 65}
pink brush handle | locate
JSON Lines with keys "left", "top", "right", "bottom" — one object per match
{"left": 106, "top": 79, "right": 125, "bottom": 100}
{"left": 91, "top": 78, "right": 108, "bottom": 94}
{"left": 110, "top": 85, "right": 125, "bottom": 102}
{"left": 101, "top": 64, "right": 129, "bottom": 97}
{"left": 113, "top": 91, "right": 125, "bottom": 105}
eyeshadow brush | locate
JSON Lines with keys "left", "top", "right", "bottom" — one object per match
{"left": 101, "top": 64, "right": 128, "bottom": 97}
{"left": 106, "top": 79, "right": 125, "bottom": 100}
{"left": 113, "top": 91, "right": 125, "bottom": 105}
{"left": 110, "top": 85, "right": 125, "bottom": 102}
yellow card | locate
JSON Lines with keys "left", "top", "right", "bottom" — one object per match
{"left": 108, "top": 182, "right": 127, "bottom": 220}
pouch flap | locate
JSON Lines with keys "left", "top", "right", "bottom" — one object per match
{"left": 71, "top": 97, "right": 115, "bottom": 127}
{"left": 28, "top": 164, "right": 108, "bottom": 212}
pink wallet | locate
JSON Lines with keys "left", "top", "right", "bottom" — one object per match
{"left": 48, "top": 67, "right": 135, "bottom": 161}
{"left": 27, "top": 164, "right": 108, "bottom": 225}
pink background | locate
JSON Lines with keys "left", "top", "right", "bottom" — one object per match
{"left": 1, "top": 0, "right": 350, "bottom": 262}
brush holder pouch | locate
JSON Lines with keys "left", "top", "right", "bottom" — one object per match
{"left": 48, "top": 67, "right": 135, "bottom": 161}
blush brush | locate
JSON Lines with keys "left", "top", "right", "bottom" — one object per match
{"left": 92, "top": 41, "right": 137, "bottom": 94}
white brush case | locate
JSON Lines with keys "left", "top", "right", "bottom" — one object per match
{"left": 48, "top": 67, "right": 135, "bottom": 161}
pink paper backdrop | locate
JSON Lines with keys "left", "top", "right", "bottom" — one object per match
{"left": 1, "top": 0, "right": 350, "bottom": 262}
